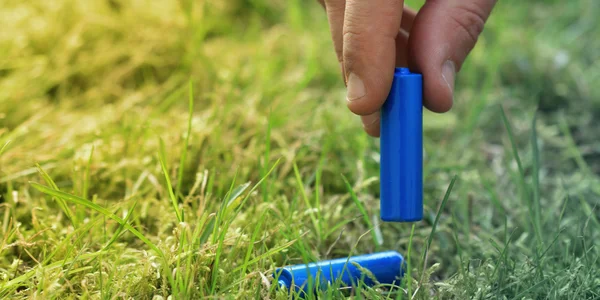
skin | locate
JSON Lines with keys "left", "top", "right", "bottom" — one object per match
{"left": 317, "top": 0, "right": 498, "bottom": 137}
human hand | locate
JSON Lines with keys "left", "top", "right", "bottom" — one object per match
{"left": 317, "top": 0, "right": 497, "bottom": 136}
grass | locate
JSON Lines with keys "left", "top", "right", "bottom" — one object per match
{"left": 1, "top": 0, "right": 599, "bottom": 298}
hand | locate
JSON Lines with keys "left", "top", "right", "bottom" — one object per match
{"left": 317, "top": 0, "right": 497, "bottom": 137}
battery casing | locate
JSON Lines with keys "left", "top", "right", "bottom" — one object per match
{"left": 274, "top": 251, "right": 404, "bottom": 296}
{"left": 380, "top": 67, "right": 423, "bottom": 222}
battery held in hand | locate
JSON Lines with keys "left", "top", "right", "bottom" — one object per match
{"left": 380, "top": 67, "right": 423, "bottom": 222}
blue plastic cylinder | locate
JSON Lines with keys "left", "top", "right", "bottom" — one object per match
{"left": 274, "top": 251, "right": 404, "bottom": 295}
{"left": 380, "top": 67, "right": 423, "bottom": 222}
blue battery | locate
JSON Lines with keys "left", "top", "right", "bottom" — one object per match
{"left": 380, "top": 67, "right": 423, "bottom": 222}
{"left": 274, "top": 251, "right": 404, "bottom": 295}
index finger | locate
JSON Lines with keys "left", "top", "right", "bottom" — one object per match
{"left": 342, "top": 0, "right": 404, "bottom": 116}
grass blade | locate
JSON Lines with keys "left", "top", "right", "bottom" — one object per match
{"left": 422, "top": 175, "right": 458, "bottom": 263}
{"left": 499, "top": 106, "right": 526, "bottom": 181}
{"left": 404, "top": 224, "right": 416, "bottom": 300}
{"left": 0, "top": 140, "right": 10, "bottom": 157}
{"left": 103, "top": 200, "right": 138, "bottom": 250}
{"left": 293, "top": 162, "right": 320, "bottom": 238}
{"left": 83, "top": 145, "right": 94, "bottom": 203}
{"left": 341, "top": 174, "right": 380, "bottom": 250}
{"left": 500, "top": 106, "right": 539, "bottom": 239}
{"left": 159, "top": 138, "right": 183, "bottom": 222}
{"left": 176, "top": 79, "right": 194, "bottom": 198}
{"left": 36, "top": 164, "right": 76, "bottom": 227}
{"left": 261, "top": 110, "right": 272, "bottom": 203}
{"left": 239, "top": 210, "right": 267, "bottom": 277}
{"left": 223, "top": 181, "right": 251, "bottom": 218}
{"left": 558, "top": 113, "right": 592, "bottom": 176}
{"left": 530, "top": 111, "right": 543, "bottom": 245}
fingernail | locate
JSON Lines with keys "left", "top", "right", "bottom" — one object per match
{"left": 346, "top": 73, "right": 365, "bottom": 102}
{"left": 442, "top": 60, "right": 456, "bottom": 95}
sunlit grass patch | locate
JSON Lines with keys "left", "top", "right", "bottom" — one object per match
{"left": 1, "top": 0, "right": 599, "bottom": 299}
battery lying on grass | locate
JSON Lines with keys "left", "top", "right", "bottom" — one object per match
{"left": 273, "top": 251, "right": 405, "bottom": 296}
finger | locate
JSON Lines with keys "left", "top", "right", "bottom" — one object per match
{"left": 408, "top": 0, "right": 497, "bottom": 112}
{"left": 401, "top": 6, "right": 417, "bottom": 32}
{"left": 397, "top": 7, "right": 416, "bottom": 68}
{"left": 324, "top": 0, "right": 346, "bottom": 80}
{"left": 395, "top": 30, "right": 410, "bottom": 67}
{"left": 343, "top": 0, "right": 404, "bottom": 116}
{"left": 369, "top": 6, "right": 415, "bottom": 136}
{"left": 361, "top": 112, "right": 381, "bottom": 137}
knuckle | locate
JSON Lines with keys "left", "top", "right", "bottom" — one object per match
{"left": 341, "top": 30, "right": 364, "bottom": 71}
{"left": 448, "top": 3, "right": 488, "bottom": 45}
{"left": 342, "top": 29, "right": 363, "bottom": 42}
{"left": 342, "top": 29, "right": 364, "bottom": 56}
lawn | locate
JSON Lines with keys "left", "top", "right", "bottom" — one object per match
{"left": 1, "top": 0, "right": 599, "bottom": 299}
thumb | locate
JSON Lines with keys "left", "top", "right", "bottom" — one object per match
{"left": 408, "top": 0, "right": 497, "bottom": 113}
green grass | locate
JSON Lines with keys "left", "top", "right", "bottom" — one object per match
{"left": 1, "top": 0, "right": 599, "bottom": 298}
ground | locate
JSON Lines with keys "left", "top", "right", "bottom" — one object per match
{"left": 1, "top": 0, "right": 599, "bottom": 299}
